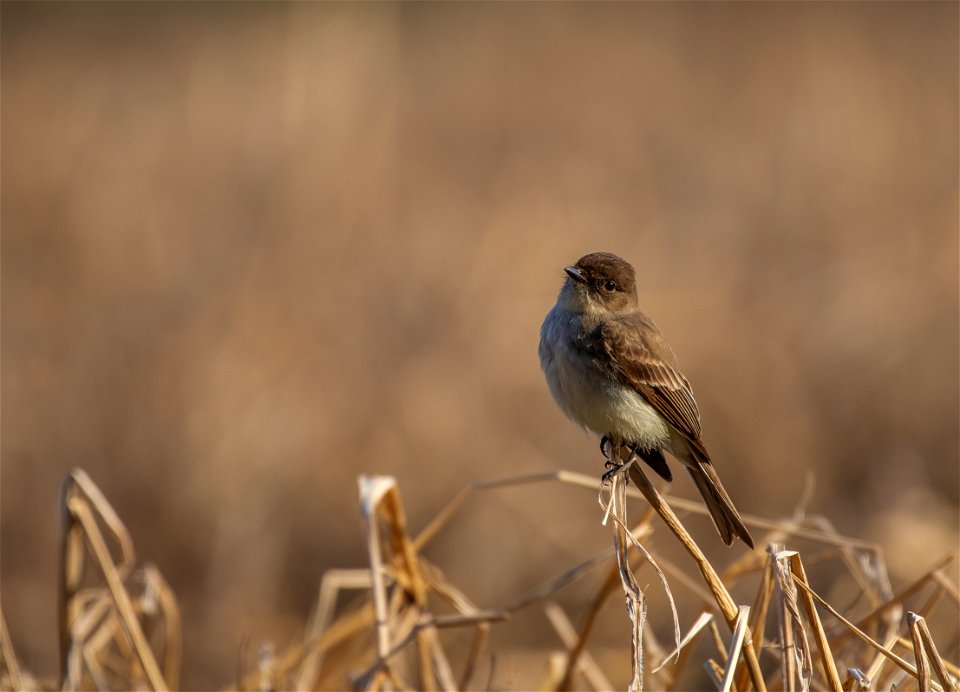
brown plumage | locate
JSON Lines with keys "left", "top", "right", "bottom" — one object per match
{"left": 540, "top": 252, "right": 754, "bottom": 548}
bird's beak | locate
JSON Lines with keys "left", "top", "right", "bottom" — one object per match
{"left": 564, "top": 266, "right": 587, "bottom": 284}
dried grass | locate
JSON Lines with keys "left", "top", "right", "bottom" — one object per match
{"left": 1, "top": 467, "right": 957, "bottom": 691}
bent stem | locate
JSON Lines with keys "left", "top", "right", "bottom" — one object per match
{"left": 624, "top": 457, "right": 767, "bottom": 691}
{"left": 609, "top": 471, "right": 646, "bottom": 691}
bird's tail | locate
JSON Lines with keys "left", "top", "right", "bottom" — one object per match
{"left": 686, "top": 461, "right": 755, "bottom": 549}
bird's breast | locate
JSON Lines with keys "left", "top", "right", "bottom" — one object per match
{"left": 539, "top": 307, "right": 670, "bottom": 449}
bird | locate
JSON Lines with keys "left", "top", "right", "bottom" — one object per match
{"left": 539, "top": 251, "right": 754, "bottom": 548}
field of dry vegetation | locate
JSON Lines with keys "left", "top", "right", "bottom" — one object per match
{"left": 2, "top": 3, "right": 958, "bottom": 690}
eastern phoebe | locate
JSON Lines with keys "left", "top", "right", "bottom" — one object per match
{"left": 539, "top": 252, "right": 754, "bottom": 548}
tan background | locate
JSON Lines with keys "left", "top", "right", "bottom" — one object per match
{"left": 3, "top": 2, "right": 958, "bottom": 688}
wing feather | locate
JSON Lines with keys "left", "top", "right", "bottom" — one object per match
{"left": 594, "top": 315, "right": 755, "bottom": 548}
{"left": 597, "top": 318, "right": 705, "bottom": 448}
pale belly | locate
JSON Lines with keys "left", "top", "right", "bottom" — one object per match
{"left": 539, "top": 309, "right": 671, "bottom": 450}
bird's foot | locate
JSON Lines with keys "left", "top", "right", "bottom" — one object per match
{"left": 602, "top": 459, "right": 625, "bottom": 483}
{"left": 602, "top": 443, "right": 641, "bottom": 483}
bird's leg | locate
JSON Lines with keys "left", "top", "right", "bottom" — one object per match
{"left": 605, "top": 443, "right": 643, "bottom": 480}
{"left": 601, "top": 437, "right": 633, "bottom": 482}
{"left": 601, "top": 436, "right": 620, "bottom": 474}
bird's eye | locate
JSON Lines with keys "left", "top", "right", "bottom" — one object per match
{"left": 603, "top": 280, "right": 617, "bottom": 292}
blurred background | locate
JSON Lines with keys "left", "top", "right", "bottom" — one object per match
{"left": 3, "top": 2, "right": 957, "bottom": 688}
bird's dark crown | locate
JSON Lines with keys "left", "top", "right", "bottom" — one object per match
{"left": 572, "top": 252, "right": 637, "bottom": 298}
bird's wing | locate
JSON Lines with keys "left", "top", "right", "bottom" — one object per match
{"left": 597, "top": 317, "right": 754, "bottom": 548}
{"left": 596, "top": 317, "right": 705, "bottom": 447}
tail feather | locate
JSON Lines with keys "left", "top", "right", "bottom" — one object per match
{"left": 636, "top": 447, "right": 672, "bottom": 482}
{"left": 686, "top": 462, "right": 754, "bottom": 549}
{"left": 622, "top": 440, "right": 755, "bottom": 549}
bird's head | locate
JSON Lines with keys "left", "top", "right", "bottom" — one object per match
{"left": 558, "top": 252, "right": 639, "bottom": 315}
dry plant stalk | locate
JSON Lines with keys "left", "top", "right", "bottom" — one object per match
{"left": 718, "top": 606, "right": 751, "bottom": 692}
{"left": 555, "top": 517, "right": 654, "bottom": 691}
{"left": 307, "top": 475, "right": 513, "bottom": 691}
{"left": 355, "top": 475, "right": 456, "bottom": 691}
{"left": 599, "top": 444, "right": 685, "bottom": 691}
{"left": 543, "top": 602, "right": 614, "bottom": 691}
{"left": 788, "top": 551, "right": 841, "bottom": 688}
{"left": 57, "top": 468, "right": 180, "bottom": 691}
{"left": 620, "top": 458, "right": 768, "bottom": 691}
{"left": 606, "top": 470, "right": 647, "bottom": 691}
{"left": 0, "top": 610, "right": 27, "bottom": 691}
{"left": 4, "top": 467, "right": 959, "bottom": 692}
{"left": 771, "top": 545, "right": 809, "bottom": 691}
{"left": 909, "top": 612, "right": 958, "bottom": 691}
